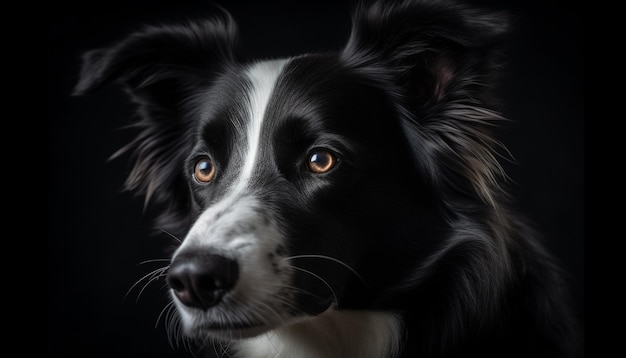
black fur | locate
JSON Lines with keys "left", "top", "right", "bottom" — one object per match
{"left": 74, "top": 0, "right": 582, "bottom": 357}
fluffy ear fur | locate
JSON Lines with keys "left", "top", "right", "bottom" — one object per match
{"left": 342, "top": 0, "right": 510, "bottom": 208}
{"left": 73, "top": 12, "right": 240, "bottom": 234}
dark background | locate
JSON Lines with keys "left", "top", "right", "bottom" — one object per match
{"left": 48, "top": 0, "right": 583, "bottom": 357}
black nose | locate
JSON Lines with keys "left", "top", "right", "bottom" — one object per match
{"left": 166, "top": 251, "right": 239, "bottom": 310}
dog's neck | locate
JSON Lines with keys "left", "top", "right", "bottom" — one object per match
{"left": 234, "top": 310, "right": 402, "bottom": 358}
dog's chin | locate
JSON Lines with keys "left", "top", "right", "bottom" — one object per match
{"left": 191, "top": 321, "right": 276, "bottom": 340}
{"left": 184, "top": 314, "right": 309, "bottom": 341}
{"left": 176, "top": 309, "right": 276, "bottom": 340}
{"left": 178, "top": 299, "right": 335, "bottom": 341}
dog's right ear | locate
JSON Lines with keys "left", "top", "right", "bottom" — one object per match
{"left": 73, "top": 12, "right": 240, "bottom": 234}
{"left": 73, "top": 12, "right": 240, "bottom": 100}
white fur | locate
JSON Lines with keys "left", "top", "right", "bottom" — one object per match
{"left": 171, "top": 59, "right": 296, "bottom": 338}
{"left": 236, "top": 59, "right": 289, "bottom": 193}
{"left": 235, "top": 310, "right": 403, "bottom": 358}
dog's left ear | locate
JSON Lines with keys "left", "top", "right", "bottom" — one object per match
{"left": 342, "top": 0, "right": 510, "bottom": 206}
{"left": 342, "top": 0, "right": 508, "bottom": 105}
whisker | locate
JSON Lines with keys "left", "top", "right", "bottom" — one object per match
{"left": 159, "top": 228, "right": 183, "bottom": 243}
{"left": 136, "top": 258, "right": 171, "bottom": 266}
{"left": 156, "top": 300, "right": 176, "bottom": 329}
{"left": 135, "top": 268, "right": 169, "bottom": 302}
{"left": 279, "top": 283, "right": 324, "bottom": 302}
{"left": 125, "top": 265, "right": 169, "bottom": 301}
{"left": 211, "top": 338, "right": 231, "bottom": 358}
{"left": 165, "top": 304, "right": 183, "bottom": 348}
{"left": 219, "top": 340, "right": 234, "bottom": 358}
{"left": 183, "top": 335, "right": 198, "bottom": 357}
{"left": 290, "top": 266, "right": 338, "bottom": 304}
{"left": 284, "top": 254, "right": 369, "bottom": 287}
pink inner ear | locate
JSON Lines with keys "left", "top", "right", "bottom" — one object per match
{"left": 433, "top": 57, "right": 455, "bottom": 101}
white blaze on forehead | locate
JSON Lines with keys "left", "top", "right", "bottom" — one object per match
{"left": 235, "top": 59, "right": 289, "bottom": 193}
{"left": 176, "top": 59, "right": 289, "bottom": 252}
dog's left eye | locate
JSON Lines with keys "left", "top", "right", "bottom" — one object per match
{"left": 307, "top": 149, "right": 337, "bottom": 174}
{"left": 194, "top": 157, "right": 216, "bottom": 183}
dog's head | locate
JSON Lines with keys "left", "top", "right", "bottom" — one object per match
{"left": 75, "top": 0, "right": 508, "bottom": 342}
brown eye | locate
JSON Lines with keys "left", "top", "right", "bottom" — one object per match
{"left": 194, "top": 157, "right": 216, "bottom": 183}
{"left": 307, "top": 149, "right": 336, "bottom": 174}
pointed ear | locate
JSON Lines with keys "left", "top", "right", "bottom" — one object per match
{"left": 73, "top": 12, "right": 240, "bottom": 234}
{"left": 342, "top": 0, "right": 510, "bottom": 206}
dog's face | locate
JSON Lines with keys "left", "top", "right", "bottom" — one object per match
{"left": 75, "top": 0, "right": 508, "bottom": 343}
{"left": 163, "top": 55, "right": 421, "bottom": 339}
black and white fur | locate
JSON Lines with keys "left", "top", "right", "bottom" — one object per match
{"left": 74, "top": 0, "right": 582, "bottom": 357}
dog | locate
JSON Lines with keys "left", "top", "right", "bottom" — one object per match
{"left": 74, "top": 0, "right": 582, "bottom": 357}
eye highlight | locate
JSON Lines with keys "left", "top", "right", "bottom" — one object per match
{"left": 307, "top": 149, "right": 337, "bottom": 174}
{"left": 194, "top": 157, "right": 216, "bottom": 183}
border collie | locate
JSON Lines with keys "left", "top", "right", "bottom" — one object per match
{"left": 74, "top": 0, "right": 582, "bottom": 357}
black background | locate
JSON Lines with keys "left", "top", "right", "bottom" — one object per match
{"left": 48, "top": 0, "right": 583, "bottom": 357}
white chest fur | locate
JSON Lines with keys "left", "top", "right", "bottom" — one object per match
{"left": 234, "top": 310, "right": 402, "bottom": 358}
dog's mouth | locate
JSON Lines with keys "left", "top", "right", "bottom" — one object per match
{"left": 174, "top": 289, "right": 336, "bottom": 339}
{"left": 187, "top": 300, "right": 336, "bottom": 341}
{"left": 193, "top": 318, "right": 270, "bottom": 339}
{"left": 201, "top": 320, "right": 264, "bottom": 331}
{"left": 175, "top": 297, "right": 311, "bottom": 340}
{"left": 173, "top": 299, "right": 279, "bottom": 339}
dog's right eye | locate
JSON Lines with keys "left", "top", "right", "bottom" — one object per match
{"left": 194, "top": 157, "right": 216, "bottom": 183}
{"left": 307, "top": 149, "right": 337, "bottom": 174}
